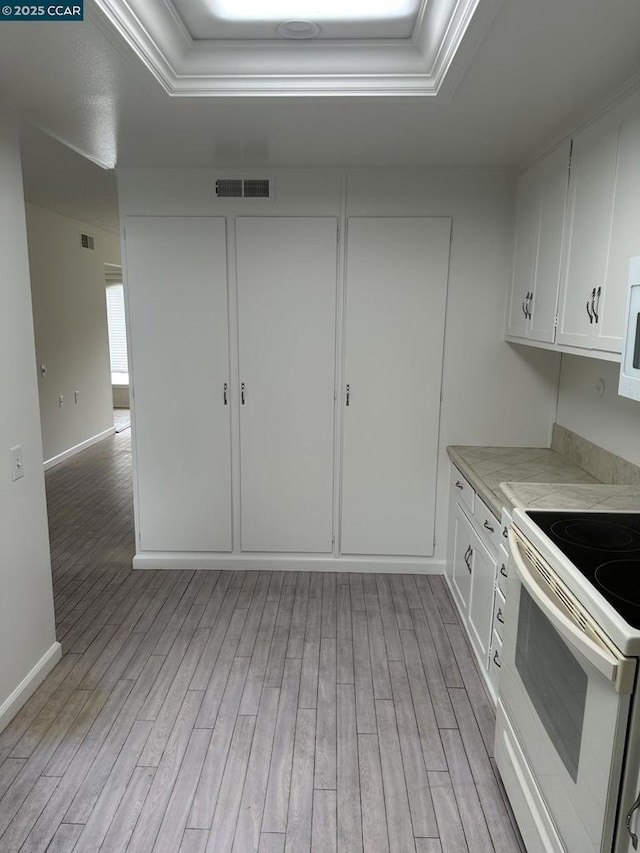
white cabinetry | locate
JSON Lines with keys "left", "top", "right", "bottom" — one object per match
{"left": 506, "top": 90, "right": 640, "bottom": 362}
{"left": 236, "top": 217, "right": 337, "bottom": 553}
{"left": 506, "top": 140, "right": 570, "bottom": 345}
{"left": 446, "top": 465, "right": 510, "bottom": 702}
{"left": 125, "top": 213, "right": 451, "bottom": 568}
{"left": 557, "top": 107, "right": 640, "bottom": 357}
{"left": 125, "top": 217, "right": 232, "bottom": 552}
{"left": 341, "top": 217, "right": 451, "bottom": 557}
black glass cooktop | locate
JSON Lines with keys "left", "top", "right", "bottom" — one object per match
{"left": 526, "top": 511, "right": 640, "bottom": 628}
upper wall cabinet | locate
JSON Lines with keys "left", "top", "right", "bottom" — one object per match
{"left": 506, "top": 140, "right": 570, "bottom": 345}
{"left": 506, "top": 91, "right": 640, "bottom": 361}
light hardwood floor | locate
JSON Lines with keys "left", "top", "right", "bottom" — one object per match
{"left": 0, "top": 428, "right": 525, "bottom": 852}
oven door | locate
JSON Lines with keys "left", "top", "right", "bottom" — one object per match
{"left": 496, "top": 529, "right": 637, "bottom": 853}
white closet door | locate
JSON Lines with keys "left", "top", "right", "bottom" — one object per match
{"left": 125, "top": 217, "right": 232, "bottom": 552}
{"left": 341, "top": 217, "right": 451, "bottom": 557}
{"left": 236, "top": 217, "right": 338, "bottom": 553}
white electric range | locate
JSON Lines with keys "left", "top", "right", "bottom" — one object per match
{"left": 495, "top": 508, "right": 640, "bottom": 853}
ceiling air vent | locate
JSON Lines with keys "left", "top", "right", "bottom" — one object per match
{"left": 80, "top": 232, "right": 95, "bottom": 250}
{"left": 215, "top": 178, "right": 273, "bottom": 200}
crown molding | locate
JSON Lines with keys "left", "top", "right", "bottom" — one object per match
{"left": 90, "top": 0, "right": 503, "bottom": 97}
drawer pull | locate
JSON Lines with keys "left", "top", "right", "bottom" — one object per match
{"left": 496, "top": 608, "right": 504, "bottom": 624}
{"left": 493, "top": 650, "right": 501, "bottom": 668}
{"left": 500, "top": 564, "right": 508, "bottom": 578}
{"left": 455, "top": 481, "right": 464, "bottom": 490}
{"left": 483, "top": 520, "right": 495, "bottom": 533}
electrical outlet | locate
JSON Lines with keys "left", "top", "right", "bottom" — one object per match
{"left": 9, "top": 445, "right": 23, "bottom": 481}
{"left": 59, "top": 395, "right": 64, "bottom": 408}
{"left": 74, "top": 390, "right": 80, "bottom": 404}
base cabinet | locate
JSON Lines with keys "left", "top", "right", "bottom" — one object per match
{"left": 446, "top": 464, "right": 511, "bottom": 702}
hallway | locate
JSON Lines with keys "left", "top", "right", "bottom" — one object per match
{"left": 0, "top": 430, "right": 523, "bottom": 852}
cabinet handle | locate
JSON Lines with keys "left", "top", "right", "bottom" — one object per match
{"left": 522, "top": 296, "right": 528, "bottom": 318}
{"left": 497, "top": 608, "right": 504, "bottom": 624}
{"left": 346, "top": 384, "right": 350, "bottom": 407}
{"left": 464, "top": 546, "right": 473, "bottom": 573}
{"left": 586, "top": 291, "right": 594, "bottom": 323}
{"left": 483, "top": 520, "right": 495, "bottom": 533}
{"left": 455, "top": 481, "right": 464, "bottom": 490}
{"left": 626, "top": 789, "right": 640, "bottom": 850}
{"left": 241, "top": 382, "right": 246, "bottom": 405}
{"left": 500, "top": 563, "right": 508, "bottom": 578}
{"left": 502, "top": 526, "right": 509, "bottom": 539}
{"left": 493, "top": 650, "right": 502, "bottom": 668}
{"left": 527, "top": 291, "right": 533, "bottom": 319}
{"left": 593, "top": 286, "right": 602, "bottom": 323}
{"left": 223, "top": 382, "right": 228, "bottom": 405}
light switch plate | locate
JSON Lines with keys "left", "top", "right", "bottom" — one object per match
{"left": 10, "top": 445, "right": 24, "bottom": 481}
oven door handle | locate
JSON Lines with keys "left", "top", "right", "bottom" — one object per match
{"left": 509, "top": 530, "right": 636, "bottom": 694}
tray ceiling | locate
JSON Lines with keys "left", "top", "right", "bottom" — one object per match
{"left": 93, "top": 0, "right": 503, "bottom": 96}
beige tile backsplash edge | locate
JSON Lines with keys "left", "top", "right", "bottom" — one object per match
{"left": 551, "top": 424, "right": 640, "bottom": 485}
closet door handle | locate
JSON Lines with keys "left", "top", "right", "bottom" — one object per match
{"left": 593, "top": 286, "right": 602, "bottom": 323}
{"left": 241, "top": 382, "right": 246, "bottom": 405}
{"left": 223, "top": 382, "right": 228, "bottom": 405}
{"left": 346, "top": 384, "right": 350, "bottom": 406}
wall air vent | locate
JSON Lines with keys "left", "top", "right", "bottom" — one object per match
{"left": 80, "top": 232, "right": 95, "bottom": 250}
{"left": 215, "top": 178, "right": 273, "bottom": 200}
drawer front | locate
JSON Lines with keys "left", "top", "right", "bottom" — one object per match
{"left": 493, "top": 587, "right": 506, "bottom": 641}
{"left": 450, "top": 467, "right": 474, "bottom": 514}
{"left": 474, "top": 495, "right": 500, "bottom": 553}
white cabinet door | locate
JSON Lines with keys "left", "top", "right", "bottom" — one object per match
{"left": 340, "top": 217, "right": 451, "bottom": 557}
{"left": 468, "top": 532, "right": 496, "bottom": 665}
{"left": 125, "top": 217, "right": 232, "bottom": 552}
{"left": 528, "top": 139, "right": 570, "bottom": 343}
{"left": 236, "top": 217, "right": 338, "bottom": 553}
{"left": 557, "top": 118, "right": 620, "bottom": 349}
{"left": 506, "top": 168, "right": 538, "bottom": 339}
{"left": 450, "top": 504, "right": 473, "bottom": 616}
{"left": 594, "top": 112, "right": 640, "bottom": 353}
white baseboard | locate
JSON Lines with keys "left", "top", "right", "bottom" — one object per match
{"left": 0, "top": 642, "right": 62, "bottom": 733}
{"left": 133, "top": 551, "right": 447, "bottom": 574}
{"left": 43, "top": 427, "right": 116, "bottom": 470}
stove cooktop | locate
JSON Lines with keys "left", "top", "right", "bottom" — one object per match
{"left": 526, "top": 511, "right": 640, "bottom": 629}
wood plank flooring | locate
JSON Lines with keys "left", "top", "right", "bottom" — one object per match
{"left": 0, "top": 427, "right": 525, "bottom": 852}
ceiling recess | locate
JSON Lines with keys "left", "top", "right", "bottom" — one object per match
{"left": 90, "top": 0, "right": 504, "bottom": 97}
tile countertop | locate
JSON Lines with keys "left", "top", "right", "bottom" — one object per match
{"left": 446, "top": 445, "right": 640, "bottom": 518}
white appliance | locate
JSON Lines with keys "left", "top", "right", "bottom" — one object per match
{"left": 619, "top": 257, "right": 640, "bottom": 401}
{"left": 495, "top": 508, "right": 640, "bottom": 853}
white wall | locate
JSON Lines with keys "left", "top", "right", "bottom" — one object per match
{"left": 118, "top": 168, "right": 560, "bottom": 565}
{"left": 26, "top": 204, "right": 121, "bottom": 464}
{"left": 556, "top": 354, "right": 640, "bottom": 466}
{"left": 0, "top": 105, "right": 59, "bottom": 728}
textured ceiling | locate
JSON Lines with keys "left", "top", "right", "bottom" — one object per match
{"left": 5, "top": 0, "right": 640, "bottom": 233}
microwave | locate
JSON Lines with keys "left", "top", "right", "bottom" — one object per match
{"left": 619, "top": 256, "right": 640, "bottom": 401}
